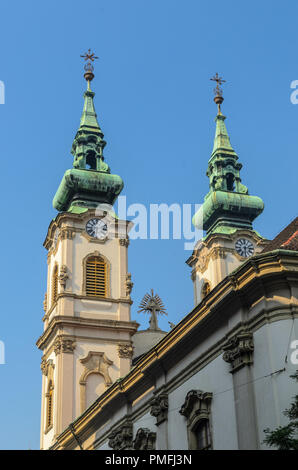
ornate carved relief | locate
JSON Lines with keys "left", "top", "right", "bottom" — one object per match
{"left": 79, "top": 351, "right": 113, "bottom": 413}
{"left": 58, "top": 265, "right": 69, "bottom": 290}
{"left": 119, "top": 238, "right": 130, "bottom": 247}
{"left": 150, "top": 392, "right": 168, "bottom": 425}
{"left": 192, "top": 245, "right": 231, "bottom": 274}
{"left": 60, "top": 228, "right": 76, "bottom": 240}
{"left": 211, "top": 246, "right": 226, "bottom": 260}
{"left": 228, "top": 274, "right": 239, "bottom": 289}
{"left": 125, "top": 273, "right": 134, "bottom": 297}
{"left": 196, "top": 250, "right": 209, "bottom": 273}
{"left": 108, "top": 420, "right": 133, "bottom": 450}
{"left": 222, "top": 329, "right": 254, "bottom": 372}
{"left": 118, "top": 343, "right": 134, "bottom": 359}
{"left": 133, "top": 428, "right": 156, "bottom": 450}
{"left": 43, "top": 293, "right": 47, "bottom": 313}
{"left": 201, "top": 281, "right": 211, "bottom": 299}
{"left": 179, "top": 390, "right": 213, "bottom": 449}
{"left": 179, "top": 390, "right": 212, "bottom": 424}
{"left": 54, "top": 337, "right": 76, "bottom": 355}
{"left": 41, "top": 358, "right": 55, "bottom": 376}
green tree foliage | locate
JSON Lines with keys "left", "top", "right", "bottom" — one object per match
{"left": 263, "top": 371, "right": 298, "bottom": 450}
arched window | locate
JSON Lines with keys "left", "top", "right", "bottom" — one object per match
{"left": 46, "top": 380, "right": 54, "bottom": 430}
{"left": 226, "top": 173, "right": 235, "bottom": 191}
{"left": 86, "top": 152, "right": 97, "bottom": 170}
{"left": 52, "top": 265, "right": 58, "bottom": 305}
{"left": 201, "top": 281, "right": 211, "bottom": 299}
{"left": 193, "top": 419, "right": 212, "bottom": 450}
{"left": 85, "top": 256, "right": 107, "bottom": 297}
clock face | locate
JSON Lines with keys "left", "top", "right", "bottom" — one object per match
{"left": 86, "top": 218, "right": 108, "bottom": 239}
{"left": 235, "top": 238, "right": 254, "bottom": 258}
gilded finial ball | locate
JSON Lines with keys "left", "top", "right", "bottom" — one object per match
{"left": 214, "top": 95, "right": 224, "bottom": 106}
{"left": 84, "top": 71, "right": 94, "bottom": 82}
{"left": 83, "top": 62, "right": 95, "bottom": 82}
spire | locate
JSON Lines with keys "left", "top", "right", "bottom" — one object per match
{"left": 79, "top": 87, "right": 102, "bottom": 130}
{"left": 211, "top": 114, "right": 236, "bottom": 156}
{"left": 53, "top": 51, "right": 124, "bottom": 212}
{"left": 192, "top": 75, "right": 264, "bottom": 235}
{"left": 78, "top": 51, "right": 103, "bottom": 132}
{"left": 71, "top": 50, "right": 107, "bottom": 172}
{"left": 210, "top": 73, "right": 236, "bottom": 157}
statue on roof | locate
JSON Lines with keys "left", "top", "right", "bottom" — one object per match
{"left": 138, "top": 289, "right": 167, "bottom": 331}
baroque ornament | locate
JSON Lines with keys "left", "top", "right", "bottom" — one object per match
{"left": 150, "top": 392, "right": 168, "bottom": 425}
{"left": 60, "top": 228, "right": 75, "bottom": 240}
{"left": 179, "top": 390, "right": 212, "bottom": 421}
{"left": 118, "top": 343, "right": 134, "bottom": 359}
{"left": 40, "top": 358, "right": 55, "bottom": 377}
{"left": 133, "top": 428, "right": 156, "bottom": 450}
{"left": 108, "top": 420, "right": 133, "bottom": 450}
{"left": 119, "top": 238, "right": 129, "bottom": 247}
{"left": 58, "top": 265, "right": 69, "bottom": 289}
{"left": 43, "top": 293, "right": 47, "bottom": 313}
{"left": 80, "top": 351, "right": 113, "bottom": 386}
{"left": 54, "top": 337, "right": 76, "bottom": 355}
{"left": 138, "top": 289, "right": 167, "bottom": 331}
{"left": 222, "top": 330, "right": 254, "bottom": 372}
{"left": 125, "top": 273, "right": 134, "bottom": 297}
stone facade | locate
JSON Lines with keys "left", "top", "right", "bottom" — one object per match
{"left": 48, "top": 251, "right": 298, "bottom": 450}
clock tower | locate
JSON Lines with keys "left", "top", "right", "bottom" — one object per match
{"left": 37, "top": 54, "right": 138, "bottom": 449}
{"left": 187, "top": 75, "right": 269, "bottom": 305}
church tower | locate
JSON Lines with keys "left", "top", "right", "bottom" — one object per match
{"left": 187, "top": 74, "right": 269, "bottom": 305}
{"left": 37, "top": 52, "right": 138, "bottom": 449}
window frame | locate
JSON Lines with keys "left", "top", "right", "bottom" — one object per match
{"left": 82, "top": 252, "right": 111, "bottom": 298}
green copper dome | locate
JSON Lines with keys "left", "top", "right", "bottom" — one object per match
{"left": 53, "top": 81, "right": 123, "bottom": 212}
{"left": 193, "top": 107, "right": 264, "bottom": 235}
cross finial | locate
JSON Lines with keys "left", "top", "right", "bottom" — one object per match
{"left": 80, "top": 49, "right": 99, "bottom": 86}
{"left": 80, "top": 49, "right": 99, "bottom": 63}
{"left": 138, "top": 289, "right": 167, "bottom": 331}
{"left": 210, "top": 73, "right": 226, "bottom": 114}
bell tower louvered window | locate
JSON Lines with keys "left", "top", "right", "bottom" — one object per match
{"left": 86, "top": 256, "right": 107, "bottom": 297}
{"left": 52, "top": 266, "right": 58, "bottom": 305}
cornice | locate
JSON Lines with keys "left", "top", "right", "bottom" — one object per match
{"left": 50, "top": 250, "right": 298, "bottom": 450}
{"left": 43, "top": 292, "right": 132, "bottom": 319}
{"left": 186, "top": 230, "right": 270, "bottom": 268}
{"left": 44, "top": 209, "right": 131, "bottom": 251}
{"left": 36, "top": 315, "right": 139, "bottom": 351}
{"left": 56, "top": 292, "right": 133, "bottom": 305}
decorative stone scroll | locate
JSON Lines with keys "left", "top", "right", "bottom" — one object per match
{"left": 79, "top": 351, "right": 113, "bottom": 413}
{"left": 54, "top": 337, "right": 76, "bottom": 355}
{"left": 133, "top": 428, "right": 156, "bottom": 450}
{"left": 118, "top": 343, "right": 134, "bottom": 359}
{"left": 150, "top": 392, "right": 168, "bottom": 425}
{"left": 125, "top": 273, "right": 134, "bottom": 297}
{"left": 43, "top": 293, "right": 47, "bottom": 313}
{"left": 41, "top": 358, "right": 55, "bottom": 376}
{"left": 60, "top": 228, "right": 75, "bottom": 240}
{"left": 119, "top": 238, "right": 129, "bottom": 247}
{"left": 58, "top": 265, "right": 69, "bottom": 290}
{"left": 179, "top": 390, "right": 212, "bottom": 424}
{"left": 108, "top": 420, "right": 133, "bottom": 450}
{"left": 222, "top": 329, "right": 254, "bottom": 373}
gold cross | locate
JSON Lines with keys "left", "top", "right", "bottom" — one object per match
{"left": 80, "top": 49, "right": 99, "bottom": 62}
{"left": 210, "top": 73, "right": 226, "bottom": 96}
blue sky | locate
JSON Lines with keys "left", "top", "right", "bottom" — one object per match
{"left": 0, "top": 0, "right": 297, "bottom": 449}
